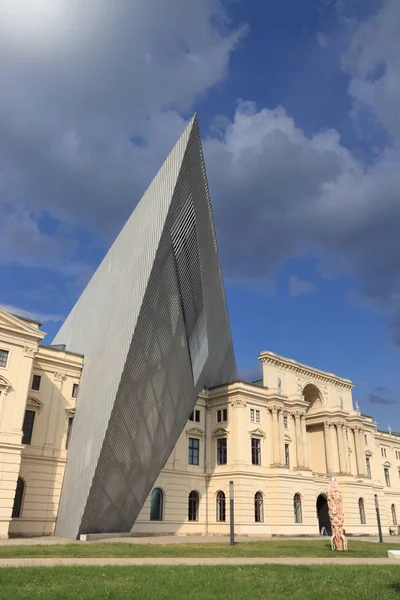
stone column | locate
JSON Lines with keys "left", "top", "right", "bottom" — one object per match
{"left": 352, "top": 427, "right": 363, "bottom": 476}
{"left": 272, "top": 406, "right": 279, "bottom": 464}
{"left": 357, "top": 428, "right": 366, "bottom": 477}
{"left": 324, "top": 422, "right": 334, "bottom": 474}
{"left": 279, "top": 409, "right": 285, "bottom": 465}
{"left": 340, "top": 424, "right": 350, "bottom": 474}
{"left": 336, "top": 422, "right": 346, "bottom": 474}
{"left": 329, "top": 423, "right": 339, "bottom": 474}
{"left": 44, "top": 372, "right": 65, "bottom": 449}
{"left": 295, "top": 412, "right": 303, "bottom": 467}
{"left": 301, "top": 413, "right": 309, "bottom": 468}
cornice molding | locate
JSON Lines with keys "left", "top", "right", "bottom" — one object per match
{"left": 186, "top": 427, "right": 204, "bottom": 438}
{"left": 259, "top": 351, "right": 353, "bottom": 390}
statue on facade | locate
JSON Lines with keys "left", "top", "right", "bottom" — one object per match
{"left": 327, "top": 476, "right": 348, "bottom": 552}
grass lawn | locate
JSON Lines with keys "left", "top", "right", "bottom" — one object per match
{"left": 1, "top": 565, "right": 400, "bottom": 599}
{"left": 0, "top": 539, "right": 400, "bottom": 558}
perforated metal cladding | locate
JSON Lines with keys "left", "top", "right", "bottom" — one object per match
{"left": 171, "top": 197, "right": 208, "bottom": 385}
{"left": 54, "top": 116, "right": 236, "bottom": 538}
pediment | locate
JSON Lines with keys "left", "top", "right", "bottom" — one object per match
{"left": 27, "top": 397, "right": 43, "bottom": 409}
{"left": 284, "top": 432, "right": 293, "bottom": 442}
{"left": 384, "top": 460, "right": 391, "bottom": 468}
{"left": 212, "top": 427, "right": 229, "bottom": 437}
{"left": 249, "top": 428, "right": 267, "bottom": 438}
{"left": 0, "top": 308, "right": 44, "bottom": 341}
{"left": 186, "top": 427, "right": 204, "bottom": 437}
{"left": 0, "top": 375, "right": 11, "bottom": 390}
{"left": 365, "top": 449, "right": 373, "bottom": 457}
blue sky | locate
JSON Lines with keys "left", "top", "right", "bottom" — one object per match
{"left": 1, "top": 0, "right": 399, "bottom": 429}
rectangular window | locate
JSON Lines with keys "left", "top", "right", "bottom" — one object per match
{"left": 366, "top": 457, "right": 371, "bottom": 478}
{"left": 72, "top": 383, "right": 79, "bottom": 398}
{"left": 22, "top": 410, "right": 36, "bottom": 445}
{"left": 251, "top": 437, "right": 261, "bottom": 466}
{"left": 285, "top": 443, "right": 290, "bottom": 467}
{"left": 217, "top": 438, "right": 227, "bottom": 465}
{"left": 381, "top": 447, "right": 387, "bottom": 458}
{"left": 217, "top": 408, "right": 228, "bottom": 423}
{"left": 0, "top": 349, "right": 9, "bottom": 368}
{"left": 66, "top": 417, "right": 74, "bottom": 449}
{"left": 364, "top": 434, "right": 367, "bottom": 445}
{"left": 283, "top": 415, "right": 288, "bottom": 429}
{"left": 255, "top": 410, "right": 260, "bottom": 423}
{"left": 31, "top": 374, "right": 41, "bottom": 391}
{"left": 188, "top": 438, "right": 200, "bottom": 465}
{"left": 189, "top": 409, "right": 200, "bottom": 423}
{"left": 250, "top": 409, "right": 255, "bottom": 422}
{"left": 384, "top": 467, "right": 391, "bottom": 487}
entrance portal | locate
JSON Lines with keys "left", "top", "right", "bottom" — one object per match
{"left": 316, "top": 494, "right": 331, "bottom": 536}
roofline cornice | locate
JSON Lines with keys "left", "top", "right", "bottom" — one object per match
{"left": 258, "top": 350, "right": 354, "bottom": 390}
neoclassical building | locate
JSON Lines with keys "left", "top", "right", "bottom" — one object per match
{"left": 1, "top": 306, "right": 399, "bottom": 538}
{"left": 132, "top": 351, "right": 400, "bottom": 537}
{"left": 0, "top": 308, "right": 82, "bottom": 538}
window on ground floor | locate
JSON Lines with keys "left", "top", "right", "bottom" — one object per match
{"left": 358, "top": 497, "right": 366, "bottom": 524}
{"left": 150, "top": 488, "right": 164, "bottom": 521}
{"left": 254, "top": 491, "right": 264, "bottom": 523}
{"left": 294, "top": 493, "right": 302, "bottom": 523}
{"left": 216, "top": 491, "right": 226, "bottom": 522}
{"left": 392, "top": 504, "right": 397, "bottom": 526}
{"left": 11, "top": 477, "right": 25, "bottom": 518}
{"left": 188, "top": 491, "right": 199, "bottom": 521}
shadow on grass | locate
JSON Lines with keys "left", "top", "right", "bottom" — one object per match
{"left": 389, "top": 583, "right": 400, "bottom": 594}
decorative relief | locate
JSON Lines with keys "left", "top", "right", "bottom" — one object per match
{"left": 230, "top": 398, "right": 247, "bottom": 408}
{"left": 186, "top": 427, "right": 204, "bottom": 437}
{"left": 24, "top": 346, "right": 37, "bottom": 359}
{"left": 0, "top": 375, "right": 10, "bottom": 394}
{"left": 54, "top": 372, "right": 66, "bottom": 382}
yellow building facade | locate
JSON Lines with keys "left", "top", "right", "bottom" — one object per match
{"left": 133, "top": 351, "right": 400, "bottom": 538}
{"left": 1, "top": 307, "right": 399, "bottom": 538}
{"left": 0, "top": 309, "right": 82, "bottom": 538}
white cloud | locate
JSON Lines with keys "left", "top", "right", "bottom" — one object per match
{"left": 317, "top": 33, "right": 331, "bottom": 48}
{"left": 0, "top": 304, "right": 63, "bottom": 324}
{"left": 289, "top": 276, "right": 316, "bottom": 297}
{"left": 204, "top": 96, "right": 400, "bottom": 343}
{"left": 0, "top": 0, "right": 246, "bottom": 262}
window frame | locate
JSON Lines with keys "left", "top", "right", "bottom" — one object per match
{"left": 188, "top": 490, "right": 199, "bottom": 522}
{"left": 294, "top": 493, "right": 302, "bottom": 523}
{"left": 251, "top": 437, "right": 261, "bottom": 466}
{"left": 285, "top": 443, "right": 290, "bottom": 467}
{"left": 384, "top": 467, "right": 391, "bottom": 487}
{"left": 366, "top": 456, "right": 371, "bottom": 478}
{"left": 254, "top": 491, "right": 264, "bottom": 523}
{"left": 216, "top": 437, "right": 227, "bottom": 465}
{"left": 188, "top": 437, "right": 200, "bottom": 465}
{"left": 22, "top": 409, "right": 36, "bottom": 445}
{"left": 150, "top": 487, "right": 164, "bottom": 521}
{"left": 0, "top": 348, "right": 9, "bottom": 369}
{"left": 31, "top": 374, "right": 41, "bottom": 391}
{"left": 391, "top": 504, "right": 397, "bottom": 526}
{"left": 11, "top": 477, "right": 25, "bottom": 519}
{"left": 216, "top": 491, "right": 226, "bottom": 522}
{"left": 358, "top": 497, "right": 366, "bottom": 524}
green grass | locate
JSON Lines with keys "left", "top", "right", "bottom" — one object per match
{"left": 1, "top": 539, "right": 400, "bottom": 558}
{"left": 1, "top": 565, "right": 400, "bottom": 599}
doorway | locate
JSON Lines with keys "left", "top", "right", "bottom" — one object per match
{"left": 316, "top": 494, "right": 331, "bottom": 536}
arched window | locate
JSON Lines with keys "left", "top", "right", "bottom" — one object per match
{"left": 188, "top": 490, "right": 199, "bottom": 521}
{"left": 392, "top": 504, "right": 397, "bottom": 526}
{"left": 294, "top": 493, "right": 302, "bottom": 523}
{"left": 358, "top": 498, "right": 366, "bottom": 524}
{"left": 254, "top": 491, "right": 264, "bottom": 523}
{"left": 12, "top": 478, "right": 25, "bottom": 519}
{"left": 216, "top": 491, "right": 226, "bottom": 522}
{"left": 150, "top": 488, "right": 164, "bottom": 521}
